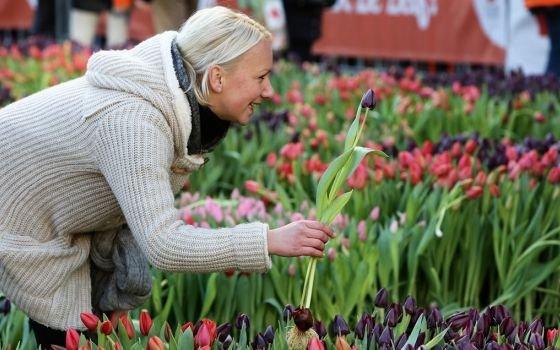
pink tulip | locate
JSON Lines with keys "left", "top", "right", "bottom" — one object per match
{"left": 65, "top": 328, "right": 80, "bottom": 350}
{"left": 80, "top": 312, "right": 100, "bottom": 332}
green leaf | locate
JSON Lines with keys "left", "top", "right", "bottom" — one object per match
{"left": 405, "top": 315, "right": 426, "bottom": 347}
{"left": 316, "top": 149, "right": 353, "bottom": 215}
{"left": 200, "top": 273, "right": 218, "bottom": 318}
{"left": 320, "top": 190, "right": 353, "bottom": 224}
{"left": 424, "top": 327, "right": 449, "bottom": 349}
{"left": 178, "top": 327, "right": 195, "bottom": 350}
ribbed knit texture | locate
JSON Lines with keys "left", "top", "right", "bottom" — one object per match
{"left": 0, "top": 32, "right": 272, "bottom": 331}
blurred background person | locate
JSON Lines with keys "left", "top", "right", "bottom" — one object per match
{"left": 69, "top": 0, "right": 131, "bottom": 47}
{"left": 151, "top": 0, "right": 197, "bottom": 32}
{"left": 281, "top": 0, "right": 334, "bottom": 62}
{"left": 525, "top": 0, "right": 560, "bottom": 76}
{"left": 31, "top": 0, "right": 71, "bottom": 41}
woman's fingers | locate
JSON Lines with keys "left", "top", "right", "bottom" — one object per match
{"left": 304, "top": 220, "right": 335, "bottom": 237}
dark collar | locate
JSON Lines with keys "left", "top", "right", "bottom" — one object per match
{"left": 171, "top": 39, "right": 230, "bottom": 154}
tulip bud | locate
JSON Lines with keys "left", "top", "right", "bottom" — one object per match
{"left": 529, "top": 318, "right": 543, "bottom": 335}
{"left": 335, "top": 336, "right": 351, "bottom": 350}
{"left": 263, "top": 325, "right": 275, "bottom": 344}
{"left": 236, "top": 313, "right": 251, "bottom": 331}
{"left": 164, "top": 322, "right": 174, "bottom": 342}
{"left": 181, "top": 321, "right": 194, "bottom": 333}
{"left": 119, "top": 315, "right": 135, "bottom": 339}
{"left": 414, "top": 332, "right": 425, "bottom": 349}
{"left": 403, "top": 296, "right": 416, "bottom": 315}
{"left": 471, "top": 331, "right": 484, "bottom": 349}
{"left": 484, "top": 340, "right": 500, "bottom": 350}
{"left": 251, "top": 333, "right": 267, "bottom": 350}
{"left": 307, "top": 337, "right": 325, "bottom": 350}
{"left": 195, "top": 323, "right": 213, "bottom": 347}
{"left": 147, "top": 336, "right": 165, "bottom": 350}
{"left": 354, "top": 313, "right": 372, "bottom": 340}
{"left": 66, "top": 328, "right": 80, "bottom": 350}
{"left": 313, "top": 321, "right": 327, "bottom": 339}
{"left": 499, "top": 317, "right": 515, "bottom": 337}
{"left": 547, "top": 329, "right": 559, "bottom": 346}
{"left": 139, "top": 309, "right": 153, "bottom": 336}
{"left": 80, "top": 312, "right": 100, "bottom": 332}
{"left": 360, "top": 89, "right": 376, "bottom": 110}
{"left": 329, "top": 315, "right": 350, "bottom": 338}
{"left": 221, "top": 334, "right": 233, "bottom": 350}
{"left": 447, "top": 312, "right": 471, "bottom": 331}
{"left": 378, "top": 326, "right": 393, "bottom": 345}
{"left": 100, "top": 320, "right": 113, "bottom": 335}
{"left": 427, "top": 307, "right": 443, "bottom": 330}
{"left": 217, "top": 323, "right": 232, "bottom": 342}
{"left": 529, "top": 332, "right": 545, "bottom": 350}
{"left": 374, "top": 288, "right": 389, "bottom": 309}
{"left": 395, "top": 333, "right": 408, "bottom": 350}
{"left": 476, "top": 312, "right": 491, "bottom": 336}
{"left": 294, "top": 307, "right": 314, "bottom": 332}
{"left": 283, "top": 304, "right": 294, "bottom": 322}
{"left": 0, "top": 298, "right": 11, "bottom": 315}
{"left": 385, "top": 308, "right": 398, "bottom": 327}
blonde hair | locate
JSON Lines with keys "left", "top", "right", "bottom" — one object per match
{"left": 176, "top": 6, "right": 272, "bottom": 105}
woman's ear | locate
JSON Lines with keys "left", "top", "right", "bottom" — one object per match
{"left": 208, "top": 65, "right": 224, "bottom": 93}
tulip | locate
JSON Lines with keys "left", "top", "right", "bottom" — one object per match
{"left": 139, "top": 309, "right": 153, "bottom": 336}
{"left": 100, "top": 320, "right": 113, "bottom": 335}
{"left": 294, "top": 307, "right": 314, "bottom": 332}
{"left": 236, "top": 313, "right": 251, "bottom": 331}
{"left": 378, "top": 326, "right": 393, "bottom": 345}
{"left": 384, "top": 308, "right": 398, "bottom": 327}
{"left": 181, "top": 321, "right": 194, "bottom": 333}
{"left": 313, "top": 321, "right": 327, "bottom": 339}
{"left": 244, "top": 180, "right": 261, "bottom": 193}
{"left": 529, "top": 318, "right": 543, "bottom": 335}
{"left": 65, "top": 328, "right": 80, "bottom": 350}
{"left": 374, "top": 288, "right": 389, "bottom": 308}
{"left": 118, "top": 315, "right": 135, "bottom": 339}
{"left": 217, "top": 322, "right": 232, "bottom": 342}
{"left": 263, "top": 325, "right": 275, "bottom": 344}
{"left": 164, "top": 322, "right": 174, "bottom": 342}
{"left": 221, "top": 335, "right": 233, "bottom": 350}
{"left": 547, "top": 329, "right": 559, "bottom": 345}
{"left": 427, "top": 307, "right": 443, "bottom": 329}
{"left": 80, "top": 312, "right": 100, "bottom": 332}
{"left": 329, "top": 315, "right": 350, "bottom": 338}
{"left": 529, "top": 332, "right": 545, "bottom": 350}
{"left": 251, "top": 333, "right": 267, "bottom": 350}
{"left": 403, "top": 295, "right": 416, "bottom": 315}
{"left": 499, "top": 317, "right": 515, "bottom": 337}
{"left": 147, "top": 336, "right": 165, "bottom": 350}
{"left": 360, "top": 89, "right": 376, "bottom": 110}
{"left": 484, "top": 340, "right": 500, "bottom": 350}
{"left": 195, "top": 323, "right": 213, "bottom": 347}
{"left": 283, "top": 304, "right": 294, "bottom": 322}
{"left": 307, "top": 337, "right": 325, "bottom": 350}
{"left": 447, "top": 312, "right": 471, "bottom": 331}
{"left": 0, "top": 298, "right": 10, "bottom": 315}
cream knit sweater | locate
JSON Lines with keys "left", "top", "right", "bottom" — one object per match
{"left": 0, "top": 32, "right": 272, "bottom": 331}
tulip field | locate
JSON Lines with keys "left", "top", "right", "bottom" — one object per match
{"left": 1, "top": 39, "right": 560, "bottom": 349}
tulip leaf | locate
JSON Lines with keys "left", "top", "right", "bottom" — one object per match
{"left": 316, "top": 149, "right": 353, "bottom": 215}
{"left": 178, "top": 327, "right": 194, "bottom": 350}
{"left": 199, "top": 273, "right": 218, "bottom": 318}
{"left": 328, "top": 147, "right": 388, "bottom": 202}
{"left": 405, "top": 315, "right": 426, "bottom": 347}
{"left": 343, "top": 108, "right": 362, "bottom": 151}
{"left": 320, "top": 190, "right": 353, "bottom": 225}
{"left": 424, "top": 327, "right": 449, "bottom": 349}
{"left": 117, "top": 319, "right": 132, "bottom": 350}
{"left": 343, "top": 260, "right": 368, "bottom": 316}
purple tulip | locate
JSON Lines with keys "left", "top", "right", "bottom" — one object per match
{"left": 235, "top": 314, "right": 250, "bottom": 331}
{"left": 283, "top": 304, "right": 294, "bottom": 322}
{"left": 217, "top": 323, "right": 232, "bottom": 342}
{"left": 529, "top": 332, "right": 545, "bottom": 350}
{"left": 374, "top": 288, "right": 389, "bottom": 309}
{"left": 251, "top": 333, "right": 267, "bottom": 350}
{"left": 263, "top": 325, "right": 275, "bottom": 344}
{"left": 378, "top": 326, "right": 393, "bottom": 345}
{"left": 385, "top": 308, "right": 398, "bottom": 328}
{"left": 403, "top": 296, "right": 416, "bottom": 315}
{"left": 500, "top": 317, "right": 516, "bottom": 337}
{"left": 329, "top": 315, "right": 350, "bottom": 338}
{"left": 360, "top": 89, "right": 376, "bottom": 110}
{"left": 313, "top": 321, "right": 327, "bottom": 339}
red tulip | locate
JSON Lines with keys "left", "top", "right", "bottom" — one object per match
{"left": 547, "top": 329, "right": 559, "bottom": 345}
{"left": 195, "top": 323, "right": 213, "bottom": 347}
{"left": 548, "top": 167, "right": 560, "bottom": 184}
{"left": 489, "top": 184, "right": 500, "bottom": 198}
{"left": 244, "top": 180, "right": 260, "bottom": 193}
{"left": 466, "top": 185, "right": 483, "bottom": 199}
{"left": 119, "top": 315, "right": 135, "bottom": 339}
{"left": 308, "top": 337, "right": 325, "bottom": 350}
{"left": 65, "top": 328, "right": 80, "bottom": 350}
{"left": 140, "top": 309, "right": 153, "bottom": 336}
{"left": 146, "top": 336, "right": 165, "bottom": 350}
{"left": 100, "top": 320, "right": 113, "bottom": 335}
{"left": 80, "top": 312, "right": 100, "bottom": 332}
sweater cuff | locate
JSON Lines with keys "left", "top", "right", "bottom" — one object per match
{"left": 231, "top": 222, "right": 272, "bottom": 272}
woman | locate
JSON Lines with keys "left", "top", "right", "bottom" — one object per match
{"left": 0, "top": 6, "right": 333, "bottom": 347}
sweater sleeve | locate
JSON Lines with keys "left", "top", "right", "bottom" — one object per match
{"left": 93, "top": 105, "right": 272, "bottom": 273}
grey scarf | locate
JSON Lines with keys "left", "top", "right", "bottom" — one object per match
{"left": 90, "top": 226, "right": 151, "bottom": 313}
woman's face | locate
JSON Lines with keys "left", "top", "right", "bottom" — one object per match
{"left": 208, "top": 40, "right": 274, "bottom": 125}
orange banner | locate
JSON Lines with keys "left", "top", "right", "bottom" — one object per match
{"left": 313, "top": 0, "right": 506, "bottom": 65}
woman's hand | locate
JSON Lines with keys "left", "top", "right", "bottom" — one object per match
{"left": 267, "top": 220, "right": 335, "bottom": 258}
